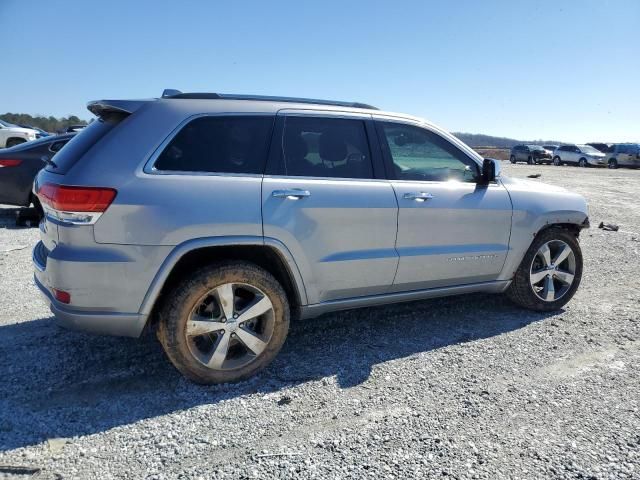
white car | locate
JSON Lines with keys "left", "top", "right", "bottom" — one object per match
{"left": 552, "top": 144, "right": 606, "bottom": 167}
{"left": 0, "top": 119, "right": 37, "bottom": 148}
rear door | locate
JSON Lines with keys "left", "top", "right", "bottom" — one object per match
{"left": 515, "top": 145, "right": 524, "bottom": 162}
{"left": 375, "top": 119, "right": 512, "bottom": 291}
{"left": 618, "top": 144, "right": 637, "bottom": 166}
{"left": 262, "top": 111, "right": 398, "bottom": 304}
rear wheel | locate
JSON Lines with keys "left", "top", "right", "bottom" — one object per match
{"left": 579, "top": 158, "right": 588, "bottom": 168}
{"left": 510, "top": 155, "right": 516, "bottom": 164}
{"left": 157, "top": 261, "right": 290, "bottom": 384}
{"left": 506, "top": 227, "right": 582, "bottom": 311}
{"left": 608, "top": 158, "right": 618, "bottom": 169}
{"left": 5, "top": 138, "right": 26, "bottom": 148}
{"left": 31, "top": 196, "right": 44, "bottom": 220}
{"left": 553, "top": 156, "right": 562, "bottom": 166}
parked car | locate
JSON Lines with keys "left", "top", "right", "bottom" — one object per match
{"left": 32, "top": 90, "right": 589, "bottom": 384}
{"left": 18, "top": 125, "right": 51, "bottom": 139}
{"left": 586, "top": 142, "right": 611, "bottom": 153}
{"left": 509, "top": 144, "right": 552, "bottom": 164}
{"left": 605, "top": 143, "right": 640, "bottom": 169}
{"left": 64, "top": 125, "right": 86, "bottom": 133}
{"left": 0, "top": 119, "right": 38, "bottom": 148}
{"left": 552, "top": 144, "right": 605, "bottom": 167}
{"left": 0, "top": 134, "right": 74, "bottom": 209}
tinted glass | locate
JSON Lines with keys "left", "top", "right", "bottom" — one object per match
{"left": 280, "top": 116, "right": 373, "bottom": 179}
{"left": 380, "top": 122, "right": 479, "bottom": 182}
{"left": 618, "top": 144, "right": 638, "bottom": 154}
{"left": 46, "top": 115, "right": 124, "bottom": 174}
{"left": 155, "top": 116, "right": 274, "bottom": 174}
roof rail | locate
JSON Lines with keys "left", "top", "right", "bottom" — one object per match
{"left": 160, "top": 89, "right": 378, "bottom": 110}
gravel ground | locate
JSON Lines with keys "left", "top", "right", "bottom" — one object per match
{"left": 0, "top": 164, "right": 638, "bottom": 480}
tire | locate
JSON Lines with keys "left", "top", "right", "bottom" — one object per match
{"left": 527, "top": 156, "right": 534, "bottom": 165}
{"left": 510, "top": 155, "right": 516, "bottom": 164}
{"left": 31, "top": 196, "right": 44, "bottom": 220}
{"left": 579, "top": 158, "right": 588, "bottom": 168}
{"left": 157, "top": 261, "right": 290, "bottom": 384}
{"left": 608, "top": 158, "right": 618, "bottom": 169}
{"left": 506, "top": 227, "right": 583, "bottom": 311}
{"left": 553, "top": 156, "right": 562, "bottom": 166}
{"left": 5, "top": 138, "right": 26, "bottom": 148}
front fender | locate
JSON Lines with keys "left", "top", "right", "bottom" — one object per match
{"left": 498, "top": 177, "right": 588, "bottom": 281}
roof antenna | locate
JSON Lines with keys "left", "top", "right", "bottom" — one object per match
{"left": 162, "top": 89, "right": 182, "bottom": 98}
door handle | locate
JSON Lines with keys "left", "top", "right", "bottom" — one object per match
{"left": 272, "top": 189, "right": 311, "bottom": 199}
{"left": 403, "top": 192, "right": 434, "bottom": 202}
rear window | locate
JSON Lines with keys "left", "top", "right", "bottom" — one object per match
{"left": 46, "top": 115, "right": 124, "bottom": 174}
{"left": 153, "top": 116, "right": 274, "bottom": 174}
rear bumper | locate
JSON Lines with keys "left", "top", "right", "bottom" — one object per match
{"left": 33, "top": 242, "right": 149, "bottom": 337}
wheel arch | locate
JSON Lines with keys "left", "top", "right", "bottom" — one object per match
{"left": 498, "top": 213, "right": 588, "bottom": 282}
{"left": 139, "top": 237, "right": 308, "bottom": 325}
{"left": 6, "top": 137, "right": 27, "bottom": 146}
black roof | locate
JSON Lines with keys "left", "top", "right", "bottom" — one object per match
{"left": 161, "top": 89, "right": 378, "bottom": 110}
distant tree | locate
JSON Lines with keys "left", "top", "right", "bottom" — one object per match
{"left": 453, "top": 132, "right": 564, "bottom": 148}
{"left": 0, "top": 113, "right": 90, "bottom": 133}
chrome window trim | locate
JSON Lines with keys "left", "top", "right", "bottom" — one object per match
{"left": 262, "top": 174, "right": 391, "bottom": 183}
{"left": 142, "top": 112, "right": 276, "bottom": 177}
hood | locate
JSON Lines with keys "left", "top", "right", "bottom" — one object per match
{"left": 6, "top": 126, "right": 36, "bottom": 135}
{"left": 499, "top": 175, "right": 570, "bottom": 194}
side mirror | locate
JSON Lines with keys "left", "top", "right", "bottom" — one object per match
{"left": 481, "top": 158, "right": 501, "bottom": 184}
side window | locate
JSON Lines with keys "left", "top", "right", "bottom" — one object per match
{"left": 280, "top": 116, "right": 373, "bottom": 179}
{"left": 379, "top": 122, "right": 479, "bottom": 183}
{"left": 154, "top": 116, "right": 274, "bottom": 174}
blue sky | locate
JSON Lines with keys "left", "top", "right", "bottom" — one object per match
{"left": 1, "top": 0, "right": 638, "bottom": 142}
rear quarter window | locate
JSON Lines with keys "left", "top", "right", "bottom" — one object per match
{"left": 153, "top": 115, "right": 274, "bottom": 174}
{"left": 46, "top": 115, "right": 125, "bottom": 174}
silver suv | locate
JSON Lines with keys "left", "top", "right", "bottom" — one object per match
{"left": 32, "top": 90, "right": 589, "bottom": 384}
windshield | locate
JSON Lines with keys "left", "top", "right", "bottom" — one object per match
{"left": 528, "top": 145, "right": 544, "bottom": 151}
{"left": 578, "top": 145, "right": 601, "bottom": 154}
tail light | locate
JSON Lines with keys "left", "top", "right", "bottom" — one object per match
{"left": 0, "top": 159, "right": 22, "bottom": 167}
{"left": 52, "top": 288, "right": 71, "bottom": 304}
{"left": 37, "top": 183, "right": 117, "bottom": 225}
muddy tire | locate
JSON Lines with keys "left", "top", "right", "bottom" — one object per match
{"left": 506, "top": 227, "right": 583, "bottom": 311}
{"left": 157, "top": 261, "right": 290, "bottom": 384}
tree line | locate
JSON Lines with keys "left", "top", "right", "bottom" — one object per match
{"left": 0, "top": 113, "right": 89, "bottom": 133}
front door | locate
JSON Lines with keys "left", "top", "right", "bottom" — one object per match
{"left": 262, "top": 113, "right": 398, "bottom": 304}
{"left": 375, "top": 120, "right": 513, "bottom": 292}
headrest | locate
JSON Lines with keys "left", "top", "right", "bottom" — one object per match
{"left": 319, "top": 131, "right": 347, "bottom": 162}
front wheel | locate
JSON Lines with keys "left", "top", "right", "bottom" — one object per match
{"left": 579, "top": 158, "right": 588, "bottom": 168}
{"left": 158, "top": 261, "right": 290, "bottom": 384}
{"left": 506, "top": 227, "right": 583, "bottom": 311}
{"left": 510, "top": 155, "right": 516, "bottom": 164}
{"left": 553, "top": 156, "right": 562, "bottom": 166}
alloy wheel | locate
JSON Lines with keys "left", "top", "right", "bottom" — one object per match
{"left": 185, "top": 282, "right": 275, "bottom": 370}
{"left": 529, "top": 240, "right": 576, "bottom": 302}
